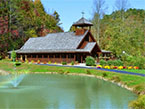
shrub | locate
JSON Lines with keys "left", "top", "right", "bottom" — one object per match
{"left": 75, "top": 61, "right": 78, "bottom": 64}
{"left": 134, "top": 57, "right": 145, "bottom": 69}
{"left": 62, "top": 62, "right": 67, "bottom": 65}
{"left": 37, "top": 60, "right": 40, "bottom": 64}
{"left": 59, "top": 70, "right": 64, "bottom": 74}
{"left": 11, "top": 50, "right": 16, "bottom": 62}
{"left": 54, "top": 62, "right": 57, "bottom": 64}
{"left": 14, "top": 62, "right": 21, "bottom": 66}
{"left": 111, "top": 76, "right": 121, "bottom": 82}
{"left": 64, "top": 71, "right": 70, "bottom": 74}
{"left": 71, "top": 61, "right": 74, "bottom": 65}
{"left": 113, "top": 60, "right": 123, "bottom": 66}
{"left": 102, "top": 72, "right": 108, "bottom": 77}
{"left": 25, "top": 59, "right": 29, "bottom": 64}
{"left": 86, "top": 70, "right": 91, "bottom": 75}
{"left": 107, "top": 60, "right": 114, "bottom": 65}
{"left": 85, "top": 56, "right": 96, "bottom": 66}
{"left": 123, "top": 56, "right": 145, "bottom": 69}
{"left": 48, "top": 61, "right": 51, "bottom": 64}
{"left": 129, "top": 95, "right": 145, "bottom": 109}
{"left": 31, "top": 60, "right": 34, "bottom": 64}
{"left": 99, "top": 59, "right": 107, "bottom": 66}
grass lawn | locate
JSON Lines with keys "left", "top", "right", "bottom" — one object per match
{"left": 122, "top": 69, "right": 145, "bottom": 74}
{"left": 0, "top": 59, "right": 145, "bottom": 94}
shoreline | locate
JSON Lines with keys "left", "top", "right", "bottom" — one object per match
{"left": 0, "top": 70, "right": 142, "bottom": 95}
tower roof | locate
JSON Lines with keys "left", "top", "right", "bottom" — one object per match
{"left": 72, "top": 17, "right": 93, "bottom": 27}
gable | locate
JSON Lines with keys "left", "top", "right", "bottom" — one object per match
{"left": 77, "top": 31, "right": 96, "bottom": 49}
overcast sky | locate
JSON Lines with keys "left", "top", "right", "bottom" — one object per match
{"left": 41, "top": 0, "right": 145, "bottom": 31}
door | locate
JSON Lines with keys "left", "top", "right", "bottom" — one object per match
{"left": 76, "top": 54, "right": 81, "bottom": 63}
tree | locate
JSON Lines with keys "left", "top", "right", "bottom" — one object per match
{"left": 114, "top": 0, "right": 130, "bottom": 20}
{"left": 0, "top": 0, "right": 63, "bottom": 57}
{"left": 11, "top": 50, "right": 16, "bottom": 61}
{"left": 92, "top": 0, "right": 107, "bottom": 45}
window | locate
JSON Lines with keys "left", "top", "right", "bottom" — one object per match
{"left": 38, "top": 55, "right": 42, "bottom": 58}
{"left": 68, "top": 54, "right": 74, "bottom": 58}
{"left": 32, "top": 55, "right": 36, "bottom": 58}
{"left": 27, "top": 54, "right": 31, "bottom": 58}
{"left": 49, "top": 54, "right": 53, "bottom": 58}
{"left": 44, "top": 54, "right": 48, "bottom": 58}
{"left": 55, "top": 54, "right": 60, "bottom": 58}
{"left": 17, "top": 55, "right": 20, "bottom": 58}
{"left": 62, "top": 54, "right": 66, "bottom": 58}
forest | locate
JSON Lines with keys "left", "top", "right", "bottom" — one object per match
{"left": 91, "top": 0, "right": 145, "bottom": 67}
{"left": 0, "top": 0, "right": 63, "bottom": 57}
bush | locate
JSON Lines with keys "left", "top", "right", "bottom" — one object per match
{"left": 59, "top": 70, "right": 64, "bottom": 74}
{"left": 134, "top": 57, "right": 145, "bottom": 69}
{"left": 100, "top": 59, "right": 107, "bottom": 66}
{"left": 11, "top": 50, "right": 16, "bottom": 62}
{"left": 111, "top": 76, "right": 121, "bottom": 82}
{"left": 14, "top": 62, "right": 21, "bottom": 66}
{"left": 85, "top": 56, "right": 96, "bottom": 66}
{"left": 107, "top": 60, "right": 114, "bottom": 65}
{"left": 113, "top": 60, "right": 123, "bottom": 66}
{"left": 86, "top": 70, "right": 91, "bottom": 74}
{"left": 71, "top": 61, "right": 74, "bottom": 65}
{"left": 62, "top": 62, "right": 67, "bottom": 65}
{"left": 64, "top": 71, "right": 70, "bottom": 74}
{"left": 129, "top": 95, "right": 145, "bottom": 109}
{"left": 123, "top": 56, "right": 145, "bottom": 69}
{"left": 102, "top": 72, "right": 108, "bottom": 77}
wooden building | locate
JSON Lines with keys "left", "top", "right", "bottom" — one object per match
{"left": 12, "top": 17, "right": 102, "bottom": 63}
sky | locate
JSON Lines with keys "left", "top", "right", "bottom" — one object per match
{"left": 41, "top": 0, "right": 145, "bottom": 31}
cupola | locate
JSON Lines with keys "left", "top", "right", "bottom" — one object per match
{"left": 72, "top": 14, "right": 93, "bottom": 35}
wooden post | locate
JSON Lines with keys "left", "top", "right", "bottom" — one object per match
{"left": 25, "top": 55, "right": 27, "bottom": 62}
{"left": 97, "top": 52, "right": 101, "bottom": 63}
{"left": 74, "top": 54, "right": 76, "bottom": 62}
{"left": 66, "top": 54, "right": 68, "bottom": 63}
{"left": 48, "top": 55, "right": 49, "bottom": 62}
{"left": 20, "top": 55, "right": 23, "bottom": 61}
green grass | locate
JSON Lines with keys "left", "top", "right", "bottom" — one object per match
{"left": 0, "top": 59, "right": 145, "bottom": 94}
{"left": 122, "top": 69, "right": 145, "bottom": 74}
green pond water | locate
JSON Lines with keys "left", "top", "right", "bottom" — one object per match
{"left": 0, "top": 74, "right": 137, "bottom": 109}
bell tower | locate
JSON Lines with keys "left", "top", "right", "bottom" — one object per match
{"left": 72, "top": 13, "right": 93, "bottom": 35}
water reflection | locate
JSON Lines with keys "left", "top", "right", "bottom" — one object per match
{"left": 0, "top": 74, "right": 137, "bottom": 108}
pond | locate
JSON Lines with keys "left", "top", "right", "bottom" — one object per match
{"left": 0, "top": 74, "right": 137, "bottom": 108}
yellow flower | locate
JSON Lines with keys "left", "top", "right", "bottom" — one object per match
{"left": 118, "top": 66, "right": 123, "bottom": 70}
{"left": 96, "top": 65, "right": 102, "bottom": 68}
{"left": 128, "top": 66, "right": 132, "bottom": 70}
{"left": 104, "top": 66, "right": 110, "bottom": 69}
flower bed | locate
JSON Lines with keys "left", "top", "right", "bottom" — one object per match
{"left": 96, "top": 65, "right": 139, "bottom": 70}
